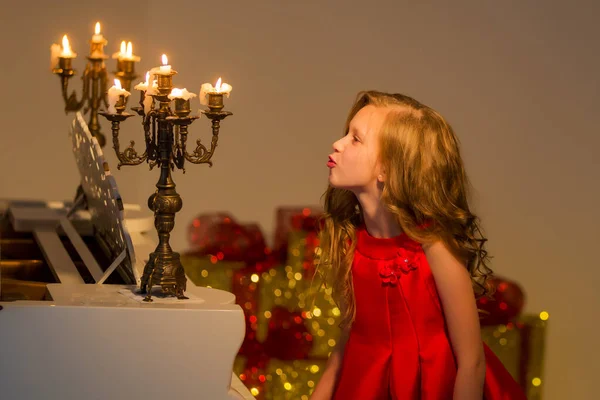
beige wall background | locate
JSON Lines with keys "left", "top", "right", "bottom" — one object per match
{"left": 1, "top": 1, "right": 598, "bottom": 398}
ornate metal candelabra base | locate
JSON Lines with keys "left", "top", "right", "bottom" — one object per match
{"left": 139, "top": 177, "right": 187, "bottom": 302}
{"left": 140, "top": 251, "right": 187, "bottom": 301}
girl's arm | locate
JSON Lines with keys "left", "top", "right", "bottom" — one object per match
{"left": 310, "top": 326, "right": 350, "bottom": 400}
{"left": 424, "top": 241, "right": 486, "bottom": 400}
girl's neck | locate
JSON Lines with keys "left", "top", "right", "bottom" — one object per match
{"left": 356, "top": 191, "right": 402, "bottom": 239}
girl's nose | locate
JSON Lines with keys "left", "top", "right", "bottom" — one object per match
{"left": 332, "top": 138, "right": 343, "bottom": 152}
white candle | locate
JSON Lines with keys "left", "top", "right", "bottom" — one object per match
{"left": 112, "top": 41, "right": 126, "bottom": 59}
{"left": 133, "top": 72, "right": 158, "bottom": 114}
{"left": 59, "top": 35, "right": 76, "bottom": 58}
{"left": 89, "top": 22, "right": 108, "bottom": 59}
{"left": 91, "top": 22, "right": 106, "bottom": 43}
{"left": 157, "top": 54, "right": 172, "bottom": 75}
{"left": 199, "top": 77, "right": 233, "bottom": 105}
{"left": 134, "top": 72, "right": 158, "bottom": 92}
{"left": 214, "top": 77, "right": 233, "bottom": 95}
{"left": 107, "top": 79, "right": 131, "bottom": 114}
{"left": 112, "top": 40, "right": 141, "bottom": 62}
{"left": 50, "top": 35, "right": 77, "bottom": 70}
{"left": 134, "top": 72, "right": 151, "bottom": 91}
{"left": 168, "top": 88, "right": 197, "bottom": 100}
{"left": 145, "top": 71, "right": 159, "bottom": 96}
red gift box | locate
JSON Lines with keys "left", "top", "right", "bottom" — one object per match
{"left": 272, "top": 207, "right": 322, "bottom": 262}
{"left": 188, "top": 213, "right": 268, "bottom": 263}
{"left": 477, "top": 276, "right": 525, "bottom": 326}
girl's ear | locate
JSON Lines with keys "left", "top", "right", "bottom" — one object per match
{"left": 376, "top": 164, "right": 386, "bottom": 183}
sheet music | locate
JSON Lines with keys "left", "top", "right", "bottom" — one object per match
{"left": 69, "top": 113, "right": 138, "bottom": 284}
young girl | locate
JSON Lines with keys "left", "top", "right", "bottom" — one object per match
{"left": 311, "top": 91, "right": 526, "bottom": 400}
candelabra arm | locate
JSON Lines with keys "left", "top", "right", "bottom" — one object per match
{"left": 60, "top": 68, "right": 88, "bottom": 113}
{"left": 183, "top": 125, "right": 215, "bottom": 166}
{"left": 182, "top": 111, "right": 231, "bottom": 165}
{"left": 54, "top": 58, "right": 109, "bottom": 146}
{"left": 100, "top": 112, "right": 147, "bottom": 169}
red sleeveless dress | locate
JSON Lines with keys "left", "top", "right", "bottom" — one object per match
{"left": 332, "top": 227, "right": 526, "bottom": 400}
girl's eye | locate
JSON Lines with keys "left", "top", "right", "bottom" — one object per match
{"left": 352, "top": 136, "right": 360, "bottom": 143}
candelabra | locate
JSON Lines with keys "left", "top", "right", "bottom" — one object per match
{"left": 51, "top": 23, "right": 139, "bottom": 147}
{"left": 100, "top": 64, "right": 232, "bottom": 302}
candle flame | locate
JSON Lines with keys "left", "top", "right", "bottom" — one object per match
{"left": 215, "top": 77, "right": 222, "bottom": 91}
{"left": 120, "top": 41, "right": 126, "bottom": 55}
{"left": 114, "top": 79, "right": 122, "bottom": 89}
{"left": 62, "top": 35, "right": 72, "bottom": 54}
{"left": 161, "top": 54, "right": 168, "bottom": 65}
{"left": 95, "top": 22, "right": 101, "bottom": 35}
{"left": 145, "top": 71, "right": 150, "bottom": 83}
{"left": 126, "top": 42, "right": 133, "bottom": 58}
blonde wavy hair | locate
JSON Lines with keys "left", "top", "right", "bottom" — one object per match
{"left": 316, "top": 91, "right": 493, "bottom": 329}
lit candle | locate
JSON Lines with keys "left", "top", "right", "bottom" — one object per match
{"left": 91, "top": 22, "right": 105, "bottom": 43}
{"left": 90, "top": 22, "right": 108, "bottom": 58}
{"left": 113, "top": 41, "right": 126, "bottom": 59}
{"left": 112, "top": 40, "right": 141, "bottom": 62}
{"left": 134, "top": 72, "right": 152, "bottom": 91}
{"left": 60, "top": 34, "right": 76, "bottom": 58}
{"left": 148, "top": 54, "right": 175, "bottom": 93}
{"left": 145, "top": 71, "right": 160, "bottom": 96}
{"left": 167, "top": 88, "right": 197, "bottom": 101}
{"left": 137, "top": 70, "right": 159, "bottom": 92}
{"left": 156, "top": 54, "right": 172, "bottom": 75}
{"left": 107, "top": 79, "right": 131, "bottom": 114}
{"left": 50, "top": 35, "right": 77, "bottom": 70}
{"left": 133, "top": 72, "right": 157, "bottom": 114}
{"left": 215, "top": 78, "right": 233, "bottom": 95}
{"left": 199, "top": 77, "right": 233, "bottom": 107}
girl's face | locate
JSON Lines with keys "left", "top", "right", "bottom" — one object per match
{"left": 327, "top": 105, "right": 387, "bottom": 193}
